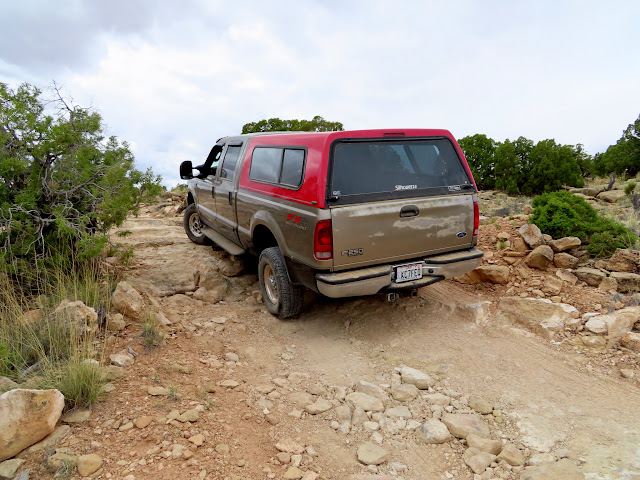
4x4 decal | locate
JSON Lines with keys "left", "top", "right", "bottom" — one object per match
{"left": 286, "top": 213, "right": 307, "bottom": 231}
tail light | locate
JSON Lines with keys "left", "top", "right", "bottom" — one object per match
{"left": 473, "top": 201, "right": 479, "bottom": 237}
{"left": 314, "top": 220, "right": 333, "bottom": 260}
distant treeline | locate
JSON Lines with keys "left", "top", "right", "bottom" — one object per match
{"left": 459, "top": 113, "right": 640, "bottom": 195}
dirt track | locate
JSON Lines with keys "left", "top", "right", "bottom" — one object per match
{"left": 40, "top": 209, "right": 640, "bottom": 480}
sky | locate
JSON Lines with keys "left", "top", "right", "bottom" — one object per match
{"left": 1, "top": 0, "right": 639, "bottom": 187}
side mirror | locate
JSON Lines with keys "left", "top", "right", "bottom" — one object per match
{"left": 180, "top": 161, "right": 193, "bottom": 179}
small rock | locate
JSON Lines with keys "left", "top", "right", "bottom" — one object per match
{"left": 111, "top": 281, "right": 144, "bottom": 318}
{"left": 441, "top": 413, "right": 490, "bottom": 439}
{"left": 276, "top": 440, "right": 305, "bottom": 454}
{"left": 528, "top": 453, "right": 556, "bottom": 466}
{"left": 584, "top": 318, "right": 607, "bottom": 335}
{"left": 357, "top": 442, "right": 389, "bottom": 465}
{"left": 134, "top": 416, "right": 153, "bottom": 429}
{"left": 391, "top": 384, "right": 419, "bottom": 402}
{"left": 283, "top": 466, "right": 305, "bottom": 479}
{"left": 599, "top": 276, "right": 618, "bottom": 292}
{"left": 77, "top": 454, "right": 103, "bottom": 476}
{"left": 0, "top": 459, "right": 26, "bottom": 478}
{"left": 423, "top": 393, "right": 451, "bottom": 406}
{"left": 346, "top": 392, "right": 384, "bottom": 412}
{"left": 106, "top": 313, "right": 126, "bottom": 331}
{"left": 620, "top": 368, "right": 636, "bottom": 379}
{"left": 218, "top": 380, "right": 240, "bottom": 389}
{"left": 474, "top": 266, "right": 510, "bottom": 284}
{"left": 355, "top": 381, "right": 388, "bottom": 401}
{"left": 62, "top": 409, "right": 91, "bottom": 423}
{"left": 177, "top": 409, "right": 199, "bottom": 423}
{"left": 189, "top": 434, "right": 205, "bottom": 446}
{"left": 147, "top": 386, "right": 170, "bottom": 396}
{"left": 385, "top": 406, "right": 412, "bottom": 419}
{"left": 224, "top": 352, "right": 239, "bottom": 362}
{"left": 277, "top": 452, "right": 292, "bottom": 464}
{"left": 466, "top": 433, "right": 503, "bottom": 455}
{"left": 621, "top": 332, "right": 640, "bottom": 352}
{"left": 497, "top": 443, "right": 525, "bottom": 466}
{"left": 573, "top": 267, "right": 606, "bottom": 287}
{"left": 468, "top": 398, "right": 493, "bottom": 414}
{"left": 525, "top": 245, "right": 554, "bottom": 270}
{"left": 520, "top": 458, "right": 585, "bottom": 480}
{"left": 110, "top": 351, "right": 134, "bottom": 368}
{"left": 305, "top": 399, "right": 333, "bottom": 415}
{"left": 215, "top": 443, "right": 230, "bottom": 455}
{"left": 463, "top": 447, "right": 496, "bottom": 474}
{"left": 400, "top": 366, "right": 435, "bottom": 389}
{"left": 416, "top": 419, "right": 451, "bottom": 444}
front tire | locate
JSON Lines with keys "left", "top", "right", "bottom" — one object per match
{"left": 258, "top": 247, "right": 304, "bottom": 319}
{"left": 183, "top": 204, "right": 211, "bottom": 245}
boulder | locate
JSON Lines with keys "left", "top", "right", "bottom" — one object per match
{"left": 525, "top": 246, "right": 554, "bottom": 270}
{"left": 606, "top": 249, "right": 640, "bottom": 273}
{"left": 498, "top": 297, "right": 579, "bottom": 340}
{"left": 570, "top": 186, "right": 605, "bottom": 197}
{"left": 0, "top": 458, "right": 26, "bottom": 478}
{"left": 474, "top": 266, "right": 510, "bottom": 284}
{"left": 584, "top": 317, "right": 607, "bottom": 335}
{"left": 54, "top": 299, "right": 98, "bottom": 332}
{"left": 111, "top": 281, "right": 144, "bottom": 318}
{"left": 573, "top": 267, "right": 607, "bottom": 287}
{"left": 511, "top": 236, "right": 530, "bottom": 253}
{"left": 553, "top": 253, "right": 579, "bottom": 269}
{"left": 0, "top": 377, "right": 18, "bottom": 392}
{"left": 463, "top": 447, "right": 496, "bottom": 474}
{"left": 548, "top": 237, "right": 581, "bottom": 252}
{"left": 621, "top": 332, "right": 640, "bottom": 352}
{"left": 110, "top": 350, "right": 135, "bottom": 368}
{"left": 0, "top": 389, "right": 65, "bottom": 461}
{"left": 599, "top": 307, "right": 640, "bottom": 347}
{"left": 416, "top": 419, "right": 451, "bottom": 444}
{"left": 519, "top": 224, "right": 545, "bottom": 249}
{"left": 597, "top": 190, "right": 626, "bottom": 203}
{"left": 218, "top": 256, "right": 247, "bottom": 277}
{"left": 400, "top": 366, "right": 435, "bottom": 389}
{"left": 193, "top": 282, "right": 229, "bottom": 304}
{"left": 610, "top": 272, "right": 640, "bottom": 293}
{"left": 441, "top": 413, "right": 490, "bottom": 439}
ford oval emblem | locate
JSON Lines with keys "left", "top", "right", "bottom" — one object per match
{"left": 456, "top": 232, "right": 467, "bottom": 238}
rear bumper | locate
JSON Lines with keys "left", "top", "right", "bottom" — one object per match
{"left": 315, "top": 247, "right": 483, "bottom": 298}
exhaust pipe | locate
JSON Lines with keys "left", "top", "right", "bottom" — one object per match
{"left": 411, "top": 289, "right": 418, "bottom": 298}
{"left": 386, "top": 293, "right": 399, "bottom": 302}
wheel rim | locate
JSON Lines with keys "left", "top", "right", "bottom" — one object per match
{"left": 189, "top": 213, "right": 203, "bottom": 237}
{"left": 263, "top": 263, "right": 279, "bottom": 305}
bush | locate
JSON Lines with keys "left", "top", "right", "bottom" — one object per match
{"left": 531, "top": 191, "right": 636, "bottom": 257}
{"left": 0, "top": 82, "right": 163, "bottom": 285}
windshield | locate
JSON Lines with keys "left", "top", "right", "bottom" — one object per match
{"left": 330, "top": 139, "right": 472, "bottom": 203}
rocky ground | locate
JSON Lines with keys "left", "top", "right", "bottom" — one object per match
{"left": 3, "top": 192, "right": 640, "bottom": 480}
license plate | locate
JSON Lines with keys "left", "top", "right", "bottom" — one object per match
{"left": 395, "top": 263, "right": 423, "bottom": 283}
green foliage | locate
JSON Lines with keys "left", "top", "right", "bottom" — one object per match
{"left": 459, "top": 134, "right": 585, "bottom": 195}
{"left": 0, "top": 82, "right": 163, "bottom": 284}
{"left": 531, "top": 191, "right": 636, "bottom": 257}
{"left": 457, "top": 134, "right": 496, "bottom": 190}
{"left": 625, "top": 181, "right": 637, "bottom": 196}
{"left": 140, "top": 311, "right": 165, "bottom": 348}
{"left": 241, "top": 115, "right": 344, "bottom": 134}
{"left": 594, "top": 114, "right": 640, "bottom": 176}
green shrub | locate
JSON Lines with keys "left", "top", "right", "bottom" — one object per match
{"left": 531, "top": 191, "right": 636, "bottom": 257}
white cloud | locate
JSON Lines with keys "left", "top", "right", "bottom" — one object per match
{"left": 1, "top": 0, "right": 639, "bottom": 187}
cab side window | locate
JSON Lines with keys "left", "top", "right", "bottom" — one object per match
{"left": 219, "top": 145, "right": 242, "bottom": 179}
{"left": 249, "top": 147, "right": 306, "bottom": 188}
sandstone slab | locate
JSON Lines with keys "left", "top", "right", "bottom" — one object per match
{"left": 499, "top": 297, "right": 579, "bottom": 339}
{"left": 520, "top": 458, "right": 585, "bottom": 480}
{"left": 553, "top": 253, "right": 579, "bottom": 269}
{"left": 606, "top": 249, "right": 640, "bottom": 273}
{"left": 597, "top": 189, "right": 626, "bottom": 203}
{"left": 548, "top": 237, "right": 581, "bottom": 252}
{"left": 610, "top": 272, "right": 640, "bottom": 293}
{"left": 466, "top": 433, "right": 502, "bottom": 455}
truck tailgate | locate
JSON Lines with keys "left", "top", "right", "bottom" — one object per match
{"left": 331, "top": 194, "right": 474, "bottom": 270}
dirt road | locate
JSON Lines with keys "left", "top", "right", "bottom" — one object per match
{"left": 55, "top": 208, "right": 640, "bottom": 480}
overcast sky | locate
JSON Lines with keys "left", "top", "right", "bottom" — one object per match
{"left": 1, "top": 0, "right": 639, "bottom": 187}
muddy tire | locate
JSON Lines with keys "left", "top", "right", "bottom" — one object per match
{"left": 183, "top": 203, "right": 211, "bottom": 245}
{"left": 258, "top": 247, "right": 304, "bottom": 319}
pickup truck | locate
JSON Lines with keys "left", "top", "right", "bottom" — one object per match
{"left": 180, "top": 129, "right": 483, "bottom": 318}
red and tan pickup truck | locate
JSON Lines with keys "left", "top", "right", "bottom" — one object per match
{"left": 180, "top": 129, "right": 482, "bottom": 318}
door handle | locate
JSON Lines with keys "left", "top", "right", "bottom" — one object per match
{"left": 400, "top": 205, "right": 419, "bottom": 217}
{"left": 211, "top": 186, "right": 215, "bottom": 198}
{"left": 228, "top": 191, "right": 233, "bottom": 205}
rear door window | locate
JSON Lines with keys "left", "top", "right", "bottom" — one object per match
{"left": 330, "top": 138, "right": 472, "bottom": 203}
{"left": 249, "top": 147, "right": 306, "bottom": 188}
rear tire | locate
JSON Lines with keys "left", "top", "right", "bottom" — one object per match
{"left": 183, "top": 204, "right": 211, "bottom": 245}
{"left": 258, "top": 247, "right": 304, "bottom": 319}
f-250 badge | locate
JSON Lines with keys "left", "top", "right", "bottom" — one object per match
{"left": 285, "top": 213, "right": 307, "bottom": 231}
{"left": 341, "top": 248, "right": 364, "bottom": 256}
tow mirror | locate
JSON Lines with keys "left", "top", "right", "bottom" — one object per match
{"left": 180, "top": 161, "right": 193, "bottom": 179}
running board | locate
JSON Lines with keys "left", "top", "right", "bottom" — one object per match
{"left": 201, "top": 227, "right": 246, "bottom": 256}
